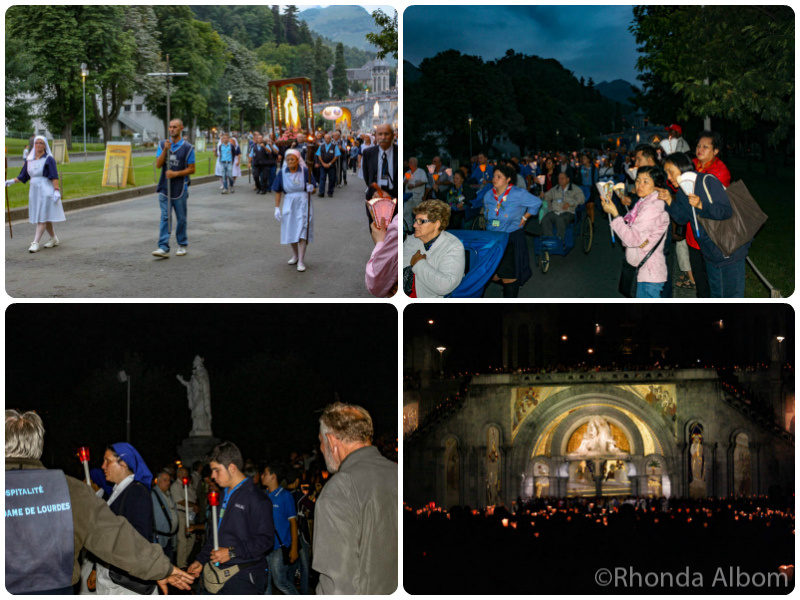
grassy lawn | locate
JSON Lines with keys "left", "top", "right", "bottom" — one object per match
{"left": 4, "top": 150, "right": 224, "bottom": 209}
{"left": 727, "top": 158, "right": 794, "bottom": 297}
{"left": 5, "top": 137, "right": 109, "bottom": 155}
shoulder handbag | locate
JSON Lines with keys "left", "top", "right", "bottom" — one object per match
{"left": 108, "top": 482, "right": 157, "bottom": 595}
{"left": 697, "top": 176, "right": 767, "bottom": 257}
{"left": 618, "top": 230, "right": 667, "bottom": 298}
{"left": 151, "top": 488, "right": 178, "bottom": 537}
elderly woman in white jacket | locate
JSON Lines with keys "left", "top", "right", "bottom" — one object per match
{"left": 402, "top": 199, "right": 465, "bottom": 297}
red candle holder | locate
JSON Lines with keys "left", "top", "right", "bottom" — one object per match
{"left": 77, "top": 446, "right": 90, "bottom": 463}
{"left": 207, "top": 491, "right": 220, "bottom": 507}
{"left": 182, "top": 477, "right": 189, "bottom": 487}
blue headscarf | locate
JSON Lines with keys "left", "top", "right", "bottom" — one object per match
{"left": 90, "top": 467, "right": 113, "bottom": 497}
{"left": 111, "top": 442, "right": 152, "bottom": 488}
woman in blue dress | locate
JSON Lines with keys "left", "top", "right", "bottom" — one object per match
{"left": 5, "top": 136, "right": 65, "bottom": 252}
{"left": 481, "top": 163, "right": 542, "bottom": 297}
{"left": 272, "top": 149, "right": 317, "bottom": 272}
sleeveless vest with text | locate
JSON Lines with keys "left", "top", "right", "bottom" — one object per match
{"left": 6, "top": 469, "right": 74, "bottom": 593}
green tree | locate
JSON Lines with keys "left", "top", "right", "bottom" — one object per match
{"left": 283, "top": 6, "right": 301, "bottom": 46}
{"left": 631, "top": 5, "right": 794, "bottom": 147}
{"left": 365, "top": 9, "right": 397, "bottom": 60}
{"left": 331, "top": 43, "right": 349, "bottom": 99}
{"left": 215, "top": 36, "right": 270, "bottom": 131}
{"left": 151, "top": 6, "right": 226, "bottom": 138}
{"left": 298, "top": 21, "right": 314, "bottom": 46}
{"left": 5, "top": 35, "right": 34, "bottom": 133}
{"left": 6, "top": 6, "right": 87, "bottom": 146}
{"left": 271, "top": 6, "right": 284, "bottom": 45}
{"left": 312, "top": 38, "right": 332, "bottom": 100}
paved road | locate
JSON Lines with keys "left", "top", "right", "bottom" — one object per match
{"left": 480, "top": 220, "right": 693, "bottom": 298}
{"left": 6, "top": 176, "right": 378, "bottom": 298}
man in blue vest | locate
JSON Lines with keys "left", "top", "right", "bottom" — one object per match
{"left": 152, "top": 119, "right": 195, "bottom": 258}
{"left": 5, "top": 409, "right": 196, "bottom": 594}
{"left": 187, "top": 442, "right": 274, "bottom": 594}
{"left": 315, "top": 132, "right": 341, "bottom": 198}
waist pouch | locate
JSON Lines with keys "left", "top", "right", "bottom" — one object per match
{"left": 203, "top": 560, "right": 260, "bottom": 594}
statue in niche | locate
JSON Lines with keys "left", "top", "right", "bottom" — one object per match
{"left": 733, "top": 433, "right": 752, "bottom": 496}
{"left": 486, "top": 428, "right": 501, "bottom": 505}
{"left": 575, "top": 417, "right": 620, "bottom": 455}
{"left": 444, "top": 438, "right": 459, "bottom": 508}
{"left": 177, "top": 355, "right": 212, "bottom": 437}
{"left": 689, "top": 432, "right": 707, "bottom": 498}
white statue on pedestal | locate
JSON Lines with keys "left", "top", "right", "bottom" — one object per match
{"left": 177, "top": 355, "right": 212, "bottom": 437}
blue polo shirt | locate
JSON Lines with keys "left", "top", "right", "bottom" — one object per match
{"left": 315, "top": 143, "right": 341, "bottom": 158}
{"left": 482, "top": 186, "right": 542, "bottom": 233}
{"left": 268, "top": 487, "right": 296, "bottom": 550}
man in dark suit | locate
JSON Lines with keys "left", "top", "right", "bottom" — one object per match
{"left": 362, "top": 124, "right": 398, "bottom": 226}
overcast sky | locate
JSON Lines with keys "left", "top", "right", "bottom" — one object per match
{"left": 404, "top": 5, "right": 639, "bottom": 84}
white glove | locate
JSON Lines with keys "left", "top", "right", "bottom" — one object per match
{"left": 5, "top": 179, "right": 16, "bottom": 187}
{"left": 274, "top": 207, "right": 282, "bottom": 222}
{"left": 54, "top": 190, "right": 61, "bottom": 203}
{"left": 306, "top": 184, "right": 314, "bottom": 193}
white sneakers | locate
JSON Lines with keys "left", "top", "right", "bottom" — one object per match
{"left": 28, "top": 236, "right": 60, "bottom": 252}
{"left": 177, "top": 246, "right": 188, "bottom": 256}
{"left": 297, "top": 263, "right": 306, "bottom": 272}
{"left": 288, "top": 256, "right": 299, "bottom": 265}
{"left": 152, "top": 248, "right": 169, "bottom": 258}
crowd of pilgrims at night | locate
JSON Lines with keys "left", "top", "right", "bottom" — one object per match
{"left": 80, "top": 434, "right": 397, "bottom": 593}
{"left": 404, "top": 495, "right": 795, "bottom": 593}
{"left": 403, "top": 126, "right": 758, "bottom": 298}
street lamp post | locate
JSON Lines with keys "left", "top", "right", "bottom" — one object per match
{"left": 468, "top": 115, "right": 473, "bottom": 158}
{"left": 117, "top": 370, "right": 131, "bottom": 442}
{"left": 435, "top": 346, "right": 447, "bottom": 378}
{"left": 80, "top": 63, "right": 89, "bottom": 158}
{"left": 227, "top": 92, "right": 232, "bottom": 133}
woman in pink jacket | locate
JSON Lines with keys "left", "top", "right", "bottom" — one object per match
{"left": 600, "top": 166, "right": 670, "bottom": 297}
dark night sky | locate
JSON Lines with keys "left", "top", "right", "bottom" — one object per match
{"left": 6, "top": 304, "right": 397, "bottom": 475}
{"left": 405, "top": 304, "right": 793, "bottom": 373}
{"left": 404, "top": 5, "right": 639, "bottom": 83}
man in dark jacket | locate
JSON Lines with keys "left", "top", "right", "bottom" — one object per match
{"left": 5, "top": 409, "right": 195, "bottom": 594}
{"left": 188, "top": 441, "right": 274, "bottom": 594}
{"left": 362, "top": 124, "right": 398, "bottom": 225}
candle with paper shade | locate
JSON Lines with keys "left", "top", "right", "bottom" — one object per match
{"left": 77, "top": 446, "right": 91, "bottom": 486}
{"left": 367, "top": 183, "right": 397, "bottom": 229}
{"left": 596, "top": 181, "right": 616, "bottom": 243}
{"left": 678, "top": 172, "right": 700, "bottom": 236}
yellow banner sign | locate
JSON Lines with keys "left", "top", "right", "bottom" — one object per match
{"left": 102, "top": 142, "right": 135, "bottom": 188}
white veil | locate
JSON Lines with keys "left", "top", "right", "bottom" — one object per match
{"left": 27, "top": 135, "right": 52, "bottom": 163}
{"left": 283, "top": 148, "right": 308, "bottom": 172}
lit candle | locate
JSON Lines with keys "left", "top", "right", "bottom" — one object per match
{"left": 77, "top": 446, "right": 91, "bottom": 487}
{"left": 208, "top": 490, "right": 220, "bottom": 558}
{"left": 182, "top": 477, "right": 190, "bottom": 530}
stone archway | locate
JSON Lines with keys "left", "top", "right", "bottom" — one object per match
{"left": 510, "top": 385, "right": 679, "bottom": 499}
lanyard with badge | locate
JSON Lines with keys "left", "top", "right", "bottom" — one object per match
{"left": 218, "top": 478, "right": 247, "bottom": 527}
{"left": 492, "top": 185, "right": 513, "bottom": 228}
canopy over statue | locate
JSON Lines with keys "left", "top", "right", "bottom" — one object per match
{"left": 177, "top": 355, "right": 212, "bottom": 437}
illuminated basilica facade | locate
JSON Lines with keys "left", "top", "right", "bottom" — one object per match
{"left": 404, "top": 308, "right": 794, "bottom": 507}
{"left": 405, "top": 369, "right": 794, "bottom": 506}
